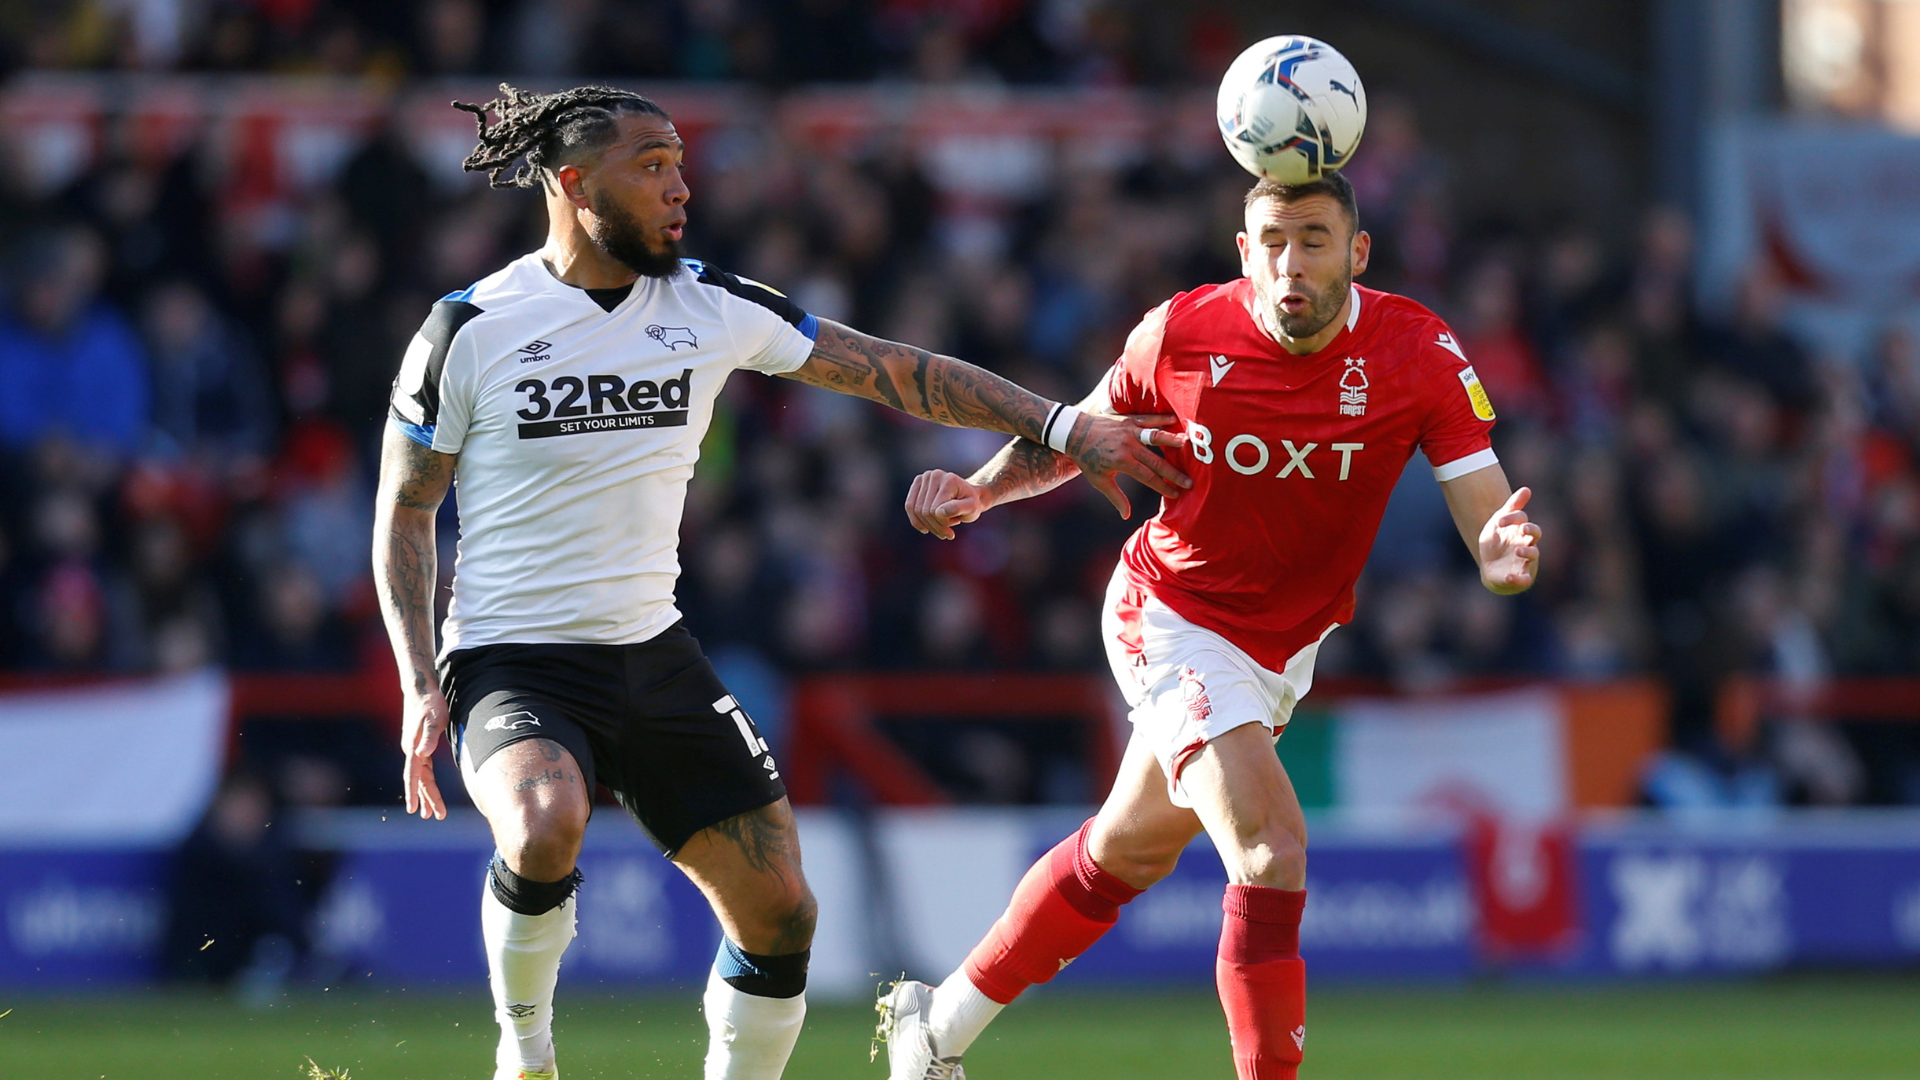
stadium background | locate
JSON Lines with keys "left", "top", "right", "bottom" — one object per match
{"left": 1, "top": 1, "right": 1918, "bottom": 1077}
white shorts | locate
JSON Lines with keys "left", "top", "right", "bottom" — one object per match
{"left": 1100, "top": 564, "right": 1332, "bottom": 809}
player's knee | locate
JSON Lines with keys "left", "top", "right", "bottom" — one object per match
{"left": 1088, "top": 817, "right": 1190, "bottom": 890}
{"left": 740, "top": 879, "right": 816, "bottom": 954}
{"left": 1094, "top": 842, "right": 1184, "bottom": 890}
{"left": 1224, "top": 826, "right": 1306, "bottom": 890}
{"left": 779, "top": 885, "right": 819, "bottom": 948}
{"left": 498, "top": 805, "right": 587, "bottom": 881}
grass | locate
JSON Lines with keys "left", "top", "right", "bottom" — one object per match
{"left": 5, "top": 976, "right": 1919, "bottom": 1079}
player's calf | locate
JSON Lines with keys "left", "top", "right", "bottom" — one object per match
{"left": 481, "top": 854, "right": 580, "bottom": 1078}
{"left": 466, "top": 737, "right": 593, "bottom": 1078}
{"left": 1180, "top": 724, "right": 1312, "bottom": 1080}
{"left": 677, "top": 801, "right": 817, "bottom": 1080}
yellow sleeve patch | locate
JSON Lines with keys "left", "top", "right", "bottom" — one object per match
{"left": 1458, "top": 366, "right": 1496, "bottom": 421}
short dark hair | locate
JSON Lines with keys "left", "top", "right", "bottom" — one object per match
{"left": 1244, "top": 171, "right": 1360, "bottom": 234}
{"left": 453, "top": 83, "right": 669, "bottom": 190}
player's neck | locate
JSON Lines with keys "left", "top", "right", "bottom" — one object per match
{"left": 539, "top": 226, "right": 641, "bottom": 292}
{"left": 1258, "top": 288, "right": 1353, "bottom": 357}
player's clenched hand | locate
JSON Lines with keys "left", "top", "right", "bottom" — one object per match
{"left": 1065, "top": 413, "right": 1190, "bottom": 519}
{"left": 401, "top": 685, "right": 452, "bottom": 820}
{"left": 906, "top": 470, "right": 991, "bottom": 540}
{"left": 1479, "top": 486, "right": 1542, "bottom": 595}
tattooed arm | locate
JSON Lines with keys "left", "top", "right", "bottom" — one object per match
{"left": 783, "top": 319, "right": 1188, "bottom": 514}
{"left": 901, "top": 381, "right": 1101, "bottom": 539}
{"left": 904, "top": 380, "right": 1189, "bottom": 540}
{"left": 372, "top": 422, "right": 456, "bottom": 820}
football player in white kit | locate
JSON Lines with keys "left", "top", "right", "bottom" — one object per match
{"left": 371, "top": 84, "right": 1190, "bottom": 1080}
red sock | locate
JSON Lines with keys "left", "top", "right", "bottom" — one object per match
{"left": 1217, "top": 885, "right": 1307, "bottom": 1080}
{"left": 960, "top": 819, "right": 1142, "bottom": 1004}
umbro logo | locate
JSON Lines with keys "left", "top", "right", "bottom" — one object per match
{"left": 484, "top": 712, "right": 542, "bottom": 732}
{"left": 519, "top": 340, "right": 554, "bottom": 363}
{"left": 1208, "top": 354, "right": 1235, "bottom": 386}
{"left": 505, "top": 1003, "right": 537, "bottom": 1019}
{"left": 646, "top": 325, "right": 698, "bottom": 351}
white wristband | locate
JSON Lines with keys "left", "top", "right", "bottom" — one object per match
{"left": 1042, "top": 403, "right": 1084, "bottom": 453}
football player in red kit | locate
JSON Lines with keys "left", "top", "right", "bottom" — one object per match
{"left": 880, "top": 171, "right": 1543, "bottom": 1080}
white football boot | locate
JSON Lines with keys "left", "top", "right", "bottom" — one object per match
{"left": 875, "top": 980, "right": 965, "bottom": 1079}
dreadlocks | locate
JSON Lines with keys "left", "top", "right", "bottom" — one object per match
{"left": 453, "top": 84, "right": 669, "bottom": 190}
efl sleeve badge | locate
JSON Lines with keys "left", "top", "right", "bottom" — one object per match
{"left": 1457, "top": 366, "right": 1497, "bottom": 422}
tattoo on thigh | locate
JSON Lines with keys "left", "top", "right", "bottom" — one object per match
{"left": 512, "top": 768, "right": 577, "bottom": 793}
{"left": 535, "top": 739, "right": 564, "bottom": 763}
{"left": 710, "top": 806, "right": 798, "bottom": 877}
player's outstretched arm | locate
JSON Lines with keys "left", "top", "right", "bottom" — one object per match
{"left": 372, "top": 423, "right": 457, "bottom": 820}
{"left": 905, "top": 382, "right": 1186, "bottom": 540}
{"left": 1439, "top": 462, "right": 1543, "bottom": 595}
{"left": 784, "top": 319, "right": 1188, "bottom": 514}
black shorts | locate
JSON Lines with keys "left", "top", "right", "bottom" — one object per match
{"left": 441, "top": 624, "right": 784, "bottom": 855}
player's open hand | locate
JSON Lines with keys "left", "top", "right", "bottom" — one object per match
{"left": 1065, "top": 412, "right": 1190, "bottom": 519}
{"left": 401, "top": 686, "right": 452, "bottom": 820}
{"left": 906, "top": 469, "right": 990, "bottom": 540}
{"left": 1479, "top": 486, "right": 1542, "bottom": 594}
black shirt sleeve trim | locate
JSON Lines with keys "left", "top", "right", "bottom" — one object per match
{"left": 389, "top": 298, "right": 484, "bottom": 427}
{"left": 686, "top": 260, "right": 811, "bottom": 328}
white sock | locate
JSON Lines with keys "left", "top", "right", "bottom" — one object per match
{"left": 481, "top": 883, "right": 576, "bottom": 1071}
{"left": 701, "top": 966, "right": 807, "bottom": 1080}
{"left": 926, "top": 969, "right": 1004, "bottom": 1057}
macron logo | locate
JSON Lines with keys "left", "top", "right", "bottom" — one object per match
{"left": 1435, "top": 333, "right": 1468, "bottom": 361}
{"left": 1208, "top": 354, "right": 1235, "bottom": 386}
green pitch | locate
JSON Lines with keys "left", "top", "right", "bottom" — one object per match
{"left": 7, "top": 976, "right": 1918, "bottom": 1079}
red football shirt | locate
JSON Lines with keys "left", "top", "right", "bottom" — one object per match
{"left": 1106, "top": 280, "right": 1498, "bottom": 672}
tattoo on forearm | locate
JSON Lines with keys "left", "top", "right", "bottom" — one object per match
{"left": 791, "top": 321, "right": 1047, "bottom": 440}
{"left": 970, "top": 436, "right": 1083, "bottom": 503}
{"left": 375, "top": 428, "right": 456, "bottom": 696}
{"left": 379, "top": 521, "right": 438, "bottom": 694}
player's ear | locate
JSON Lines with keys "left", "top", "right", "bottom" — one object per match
{"left": 552, "top": 163, "right": 592, "bottom": 209}
{"left": 1236, "top": 230, "right": 1252, "bottom": 277}
{"left": 1350, "top": 228, "right": 1371, "bottom": 277}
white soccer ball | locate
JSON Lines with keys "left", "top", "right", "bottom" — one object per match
{"left": 1216, "top": 36, "right": 1367, "bottom": 184}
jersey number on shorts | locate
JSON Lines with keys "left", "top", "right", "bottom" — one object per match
{"left": 713, "top": 695, "right": 780, "bottom": 780}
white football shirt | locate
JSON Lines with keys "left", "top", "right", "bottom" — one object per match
{"left": 389, "top": 252, "right": 817, "bottom": 658}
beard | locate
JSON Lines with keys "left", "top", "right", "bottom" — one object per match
{"left": 587, "top": 191, "right": 683, "bottom": 279}
{"left": 1266, "top": 262, "right": 1353, "bottom": 340}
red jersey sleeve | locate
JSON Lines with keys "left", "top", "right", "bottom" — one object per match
{"left": 1103, "top": 300, "right": 1172, "bottom": 414}
{"left": 1416, "top": 321, "right": 1500, "bottom": 481}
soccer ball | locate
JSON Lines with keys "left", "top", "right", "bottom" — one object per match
{"left": 1216, "top": 36, "right": 1367, "bottom": 184}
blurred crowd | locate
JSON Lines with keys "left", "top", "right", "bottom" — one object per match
{"left": 1, "top": 2, "right": 1917, "bottom": 811}
{"left": 0, "top": 0, "right": 1232, "bottom": 86}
